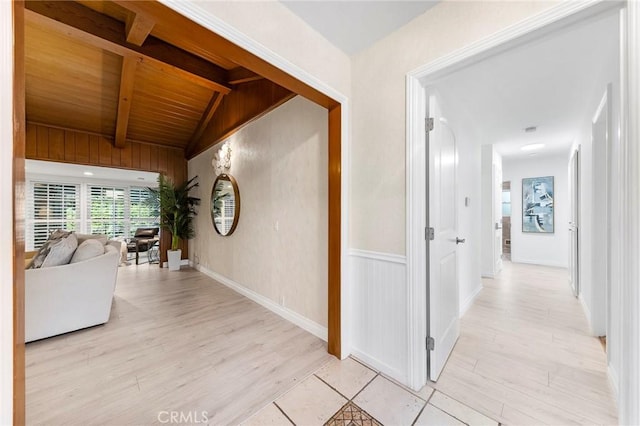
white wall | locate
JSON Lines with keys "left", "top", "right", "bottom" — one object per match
{"left": 351, "top": 1, "right": 560, "bottom": 255}
{"left": 502, "top": 154, "right": 569, "bottom": 268}
{"left": 188, "top": 96, "right": 329, "bottom": 332}
{"left": 0, "top": 1, "right": 14, "bottom": 423}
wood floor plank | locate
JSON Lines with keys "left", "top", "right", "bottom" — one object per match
{"left": 432, "top": 261, "right": 618, "bottom": 425}
{"left": 26, "top": 265, "right": 332, "bottom": 425}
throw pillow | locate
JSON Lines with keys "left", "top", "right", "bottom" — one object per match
{"left": 75, "top": 233, "right": 108, "bottom": 246}
{"left": 41, "top": 232, "right": 78, "bottom": 268}
{"left": 70, "top": 239, "right": 105, "bottom": 264}
{"left": 26, "top": 229, "right": 73, "bottom": 269}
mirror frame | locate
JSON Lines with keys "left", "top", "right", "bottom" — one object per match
{"left": 211, "top": 173, "right": 241, "bottom": 236}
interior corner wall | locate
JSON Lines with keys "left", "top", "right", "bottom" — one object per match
{"left": 502, "top": 154, "right": 569, "bottom": 268}
{"left": 188, "top": 96, "right": 328, "bottom": 330}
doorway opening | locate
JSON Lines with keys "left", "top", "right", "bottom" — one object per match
{"left": 407, "top": 2, "right": 625, "bottom": 421}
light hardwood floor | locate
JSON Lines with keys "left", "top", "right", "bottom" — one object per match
{"left": 432, "top": 261, "right": 618, "bottom": 425}
{"left": 26, "top": 265, "right": 332, "bottom": 425}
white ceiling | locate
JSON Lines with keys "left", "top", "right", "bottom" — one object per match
{"left": 435, "top": 9, "right": 619, "bottom": 160}
{"left": 25, "top": 160, "right": 159, "bottom": 184}
{"left": 280, "top": 1, "right": 439, "bottom": 55}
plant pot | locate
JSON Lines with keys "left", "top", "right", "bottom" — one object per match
{"left": 167, "top": 249, "right": 182, "bottom": 271}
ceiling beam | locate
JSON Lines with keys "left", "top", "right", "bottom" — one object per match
{"left": 186, "top": 80, "right": 296, "bottom": 159}
{"left": 187, "top": 92, "right": 225, "bottom": 152}
{"left": 114, "top": 56, "right": 138, "bottom": 148}
{"left": 24, "top": 1, "right": 231, "bottom": 95}
{"left": 112, "top": 1, "right": 337, "bottom": 109}
{"left": 125, "top": 11, "right": 155, "bottom": 46}
{"left": 228, "top": 68, "right": 264, "bottom": 85}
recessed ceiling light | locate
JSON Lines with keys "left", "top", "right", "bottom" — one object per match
{"left": 521, "top": 143, "right": 545, "bottom": 151}
{"left": 528, "top": 153, "right": 538, "bottom": 157}
{"left": 524, "top": 126, "right": 537, "bottom": 133}
{"left": 83, "top": 171, "right": 94, "bottom": 176}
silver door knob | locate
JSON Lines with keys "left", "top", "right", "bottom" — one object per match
{"left": 456, "top": 237, "right": 466, "bottom": 244}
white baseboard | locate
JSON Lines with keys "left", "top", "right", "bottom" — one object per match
{"left": 511, "top": 258, "right": 568, "bottom": 268}
{"left": 460, "top": 284, "right": 482, "bottom": 316}
{"left": 194, "top": 264, "right": 328, "bottom": 342}
{"left": 579, "top": 295, "right": 594, "bottom": 335}
{"left": 608, "top": 364, "right": 619, "bottom": 402}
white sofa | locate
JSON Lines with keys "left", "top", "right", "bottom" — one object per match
{"left": 25, "top": 246, "right": 120, "bottom": 342}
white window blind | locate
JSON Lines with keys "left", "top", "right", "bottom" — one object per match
{"left": 89, "top": 185, "right": 126, "bottom": 238}
{"left": 129, "top": 186, "right": 160, "bottom": 234}
{"left": 27, "top": 182, "right": 80, "bottom": 250}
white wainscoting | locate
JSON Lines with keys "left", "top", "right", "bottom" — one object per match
{"left": 349, "top": 249, "right": 409, "bottom": 384}
{"left": 193, "top": 263, "right": 328, "bottom": 342}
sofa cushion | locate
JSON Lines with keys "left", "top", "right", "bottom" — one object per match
{"left": 26, "top": 230, "right": 73, "bottom": 269}
{"left": 41, "top": 232, "right": 78, "bottom": 268}
{"left": 70, "top": 239, "right": 105, "bottom": 264}
{"left": 76, "top": 233, "right": 108, "bottom": 246}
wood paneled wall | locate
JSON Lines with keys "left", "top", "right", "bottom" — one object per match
{"left": 25, "top": 123, "right": 187, "bottom": 182}
{"left": 24, "top": 122, "right": 190, "bottom": 262}
{"left": 186, "top": 80, "right": 295, "bottom": 159}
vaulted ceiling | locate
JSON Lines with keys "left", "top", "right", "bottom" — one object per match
{"left": 24, "top": 1, "right": 299, "bottom": 159}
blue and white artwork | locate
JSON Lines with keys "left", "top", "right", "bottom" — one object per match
{"left": 522, "top": 176, "right": 554, "bottom": 233}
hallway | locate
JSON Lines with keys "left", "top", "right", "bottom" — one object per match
{"left": 433, "top": 262, "right": 618, "bottom": 425}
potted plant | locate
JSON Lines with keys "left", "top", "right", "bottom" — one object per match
{"left": 150, "top": 175, "right": 200, "bottom": 271}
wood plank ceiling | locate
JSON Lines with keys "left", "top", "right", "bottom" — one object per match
{"left": 24, "top": 0, "right": 294, "bottom": 159}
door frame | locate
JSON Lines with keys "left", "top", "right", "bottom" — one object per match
{"left": 405, "top": 0, "right": 630, "bottom": 394}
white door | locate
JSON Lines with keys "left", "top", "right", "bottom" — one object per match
{"left": 568, "top": 148, "right": 580, "bottom": 297}
{"left": 427, "top": 95, "right": 460, "bottom": 381}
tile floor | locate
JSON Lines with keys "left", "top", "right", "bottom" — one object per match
{"left": 242, "top": 357, "right": 500, "bottom": 426}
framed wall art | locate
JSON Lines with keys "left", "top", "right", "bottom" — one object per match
{"left": 522, "top": 176, "right": 554, "bottom": 233}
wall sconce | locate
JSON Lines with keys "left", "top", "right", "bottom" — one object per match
{"left": 212, "top": 141, "right": 232, "bottom": 175}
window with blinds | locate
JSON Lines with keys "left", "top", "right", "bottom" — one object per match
{"left": 129, "top": 186, "right": 160, "bottom": 234}
{"left": 88, "top": 186, "right": 126, "bottom": 238}
{"left": 27, "top": 182, "right": 80, "bottom": 250}
{"left": 26, "top": 180, "right": 160, "bottom": 249}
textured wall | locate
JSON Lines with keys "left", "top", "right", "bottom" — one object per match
{"left": 188, "top": 97, "right": 328, "bottom": 327}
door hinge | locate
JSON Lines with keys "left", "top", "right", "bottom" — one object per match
{"left": 426, "top": 336, "right": 435, "bottom": 351}
{"left": 427, "top": 227, "right": 435, "bottom": 241}
{"left": 426, "top": 117, "right": 434, "bottom": 132}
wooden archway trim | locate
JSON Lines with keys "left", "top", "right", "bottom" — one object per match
{"left": 13, "top": 1, "right": 26, "bottom": 423}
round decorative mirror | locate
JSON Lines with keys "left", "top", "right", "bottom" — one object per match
{"left": 211, "top": 174, "right": 240, "bottom": 236}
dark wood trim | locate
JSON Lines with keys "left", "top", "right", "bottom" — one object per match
{"left": 125, "top": 10, "right": 155, "bottom": 46}
{"left": 13, "top": 1, "right": 26, "bottom": 423}
{"left": 228, "top": 67, "right": 264, "bottom": 85}
{"left": 24, "top": 1, "right": 231, "bottom": 94}
{"left": 188, "top": 92, "right": 224, "bottom": 151}
{"left": 112, "top": 1, "right": 338, "bottom": 109}
{"left": 186, "top": 80, "right": 295, "bottom": 159}
{"left": 328, "top": 105, "right": 342, "bottom": 358}
{"left": 114, "top": 56, "right": 138, "bottom": 148}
